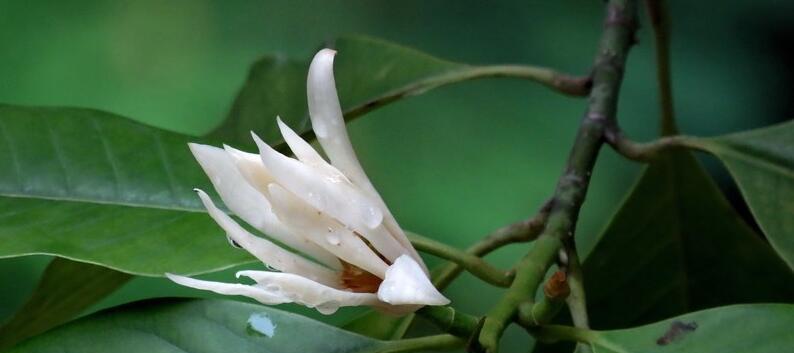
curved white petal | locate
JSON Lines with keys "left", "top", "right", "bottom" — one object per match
{"left": 237, "top": 270, "right": 381, "bottom": 315}
{"left": 276, "top": 117, "right": 345, "bottom": 178}
{"left": 166, "top": 273, "right": 289, "bottom": 305}
{"left": 377, "top": 255, "right": 450, "bottom": 306}
{"left": 223, "top": 145, "right": 275, "bottom": 195}
{"left": 189, "top": 143, "right": 339, "bottom": 269}
{"left": 267, "top": 183, "right": 389, "bottom": 278}
{"left": 252, "top": 132, "right": 383, "bottom": 229}
{"left": 196, "top": 189, "right": 339, "bottom": 286}
{"left": 306, "top": 50, "right": 426, "bottom": 272}
{"left": 189, "top": 143, "right": 276, "bottom": 232}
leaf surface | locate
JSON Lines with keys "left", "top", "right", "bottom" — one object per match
{"left": 0, "top": 258, "right": 130, "bottom": 350}
{"left": 575, "top": 304, "right": 794, "bottom": 353}
{"left": 10, "top": 299, "right": 385, "bottom": 353}
{"left": 697, "top": 121, "right": 794, "bottom": 268}
{"left": 0, "top": 105, "right": 255, "bottom": 275}
{"left": 582, "top": 151, "right": 794, "bottom": 329}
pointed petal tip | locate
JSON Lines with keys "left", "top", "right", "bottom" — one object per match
{"left": 377, "top": 255, "right": 451, "bottom": 306}
{"left": 250, "top": 131, "right": 270, "bottom": 150}
{"left": 315, "top": 48, "right": 337, "bottom": 59}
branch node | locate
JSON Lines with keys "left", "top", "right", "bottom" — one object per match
{"left": 543, "top": 270, "right": 571, "bottom": 300}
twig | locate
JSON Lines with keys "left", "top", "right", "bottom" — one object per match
{"left": 432, "top": 201, "right": 551, "bottom": 290}
{"left": 476, "top": 1, "right": 640, "bottom": 351}
{"left": 604, "top": 129, "right": 703, "bottom": 162}
{"left": 408, "top": 232, "right": 514, "bottom": 287}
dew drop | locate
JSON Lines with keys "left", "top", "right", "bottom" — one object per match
{"left": 362, "top": 206, "right": 383, "bottom": 229}
{"left": 226, "top": 235, "right": 243, "bottom": 249}
{"left": 315, "top": 301, "right": 340, "bottom": 315}
{"left": 326, "top": 233, "right": 341, "bottom": 246}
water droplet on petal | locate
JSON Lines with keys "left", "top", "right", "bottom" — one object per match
{"left": 362, "top": 206, "right": 383, "bottom": 229}
{"left": 226, "top": 235, "right": 243, "bottom": 249}
{"left": 315, "top": 301, "right": 340, "bottom": 315}
{"left": 326, "top": 233, "right": 341, "bottom": 245}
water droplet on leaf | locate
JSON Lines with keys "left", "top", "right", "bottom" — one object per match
{"left": 247, "top": 312, "right": 277, "bottom": 338}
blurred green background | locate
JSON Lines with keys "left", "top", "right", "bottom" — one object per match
{"left": 1, "top": 0, "right": 792, "bottom": 349}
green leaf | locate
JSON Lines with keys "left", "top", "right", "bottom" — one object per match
{"left": 0, "top": 258, "right": 130, "bottom": 350}
{"left": 582, "top": 151, "right": 794, "bottom": 329}
{"left": 0, "top": 105, "right": 255, "bottom": 275}
{"left": 9, "top": 299, "right": 385, "bottom": 353}
{"left": 563, "top": 304, "right": 794, "bottom": 353}
{"left": 211, "top": 35, "right": 571, "bottom": 147}
{"left": 695, "top": 121, "right": 794, "bottom": 269}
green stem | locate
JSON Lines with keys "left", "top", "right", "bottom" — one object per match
{"left": 646, "top": 0, "right": 678, "bottom": 135}
{"left": 517, "top": 293, "right": 565, "bottom": 327}
{"left": 346, "top": 65, "right": 591, "bottom": 122}
{"left": 477, "top": 235, "right": 563, "bottom": 352}
{"left": 416, "top": 306, "right": 481, "bottom": 338}
{"left": 288, "top": 67, "right": 591, "bottom": 151}
{"left": 379, "top": 334, "right": 464, "bottom": 353}
{"left": 409, "top": 232, "right": 513, "bottom": 287}
{"left": 432, "top": 203, "right": 550, "bottom": 290}
{"left": 564, "top": 250, "right": 592, "bottom": 353}
{"left": 477, "top": 1, "right": 639, "bottom": 351}
{"left": 605, "top": 132, "right": 704, "bottom": 161}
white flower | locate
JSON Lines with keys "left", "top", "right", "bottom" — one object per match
{"left": 166, "top": 49, "right": 450, "bottom": 315}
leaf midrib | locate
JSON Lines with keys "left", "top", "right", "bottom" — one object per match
{"left": 0, "top": 192, "right": 205, "bottom": 213}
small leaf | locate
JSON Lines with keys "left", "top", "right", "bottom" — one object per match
{"left": 0, "top": 105, "right": 256, "bottom": 275}
{"left": 9, "top": 299, "right": 385, "bottom": 353}
{"left": 577, "top": 304, "right": 794, "bottom": 353}
{"left": 0, "top": 258, "right": 130, "bottom": 350}
{"left": 583, "top": 151, "right": 794, "bottom": 329}
{"left": 696, "top": 120, "right": 794, "bottom": 269}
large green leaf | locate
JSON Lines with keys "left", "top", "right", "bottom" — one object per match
{"left": 0, "top": 105, "right": 255, "bottom": 275}
{"left": 582, "top": 151, "right": 794, "bottom": 329}
{"left": 542, "top": 304, "right": 794, "bottom": 353}
{"left": 9, "top": 299, "right": 385, "bottom": 353}
{"left": 210, "top": 35, "right": 464, "bottom": 147}
{"left": 211, "top": 35, "right": 576, "bottom": 147}
{"left": 0, "top": 258, "right": 130, "bottom": 350}
{"left": 695, "top": 121, "right": 794, "bottom": 269}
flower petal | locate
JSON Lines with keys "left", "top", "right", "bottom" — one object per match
{"left": 267, "top": 183, "right": 389, "bottom": 278}
{"left": 222, "top": 144, "right": 275, "bottom": 195}
{"left": 252, "top": 132, "right": 383, "bottom": 229}
{"left": 377, "top": 255, "right": 450, "bottom": 306}
{"left": 189, "top": 143, "right": 275, "bottom": 231}
{"left": 166, "top": 273, "right": 288, "bottom": 305}
{"left": 306, "top": 50, "right": 426, "bottom": 272}
{"left": 237, "top": 270, "right": 381, "bottom": 315}
{"left": 195, "top": 189, "right": 340, "bottom": 286}
{"left": 276, "top": 117, "right": 344, "bottom": 178}
{"left": 189, "top": 143, "right": 339, "bottom": 269}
